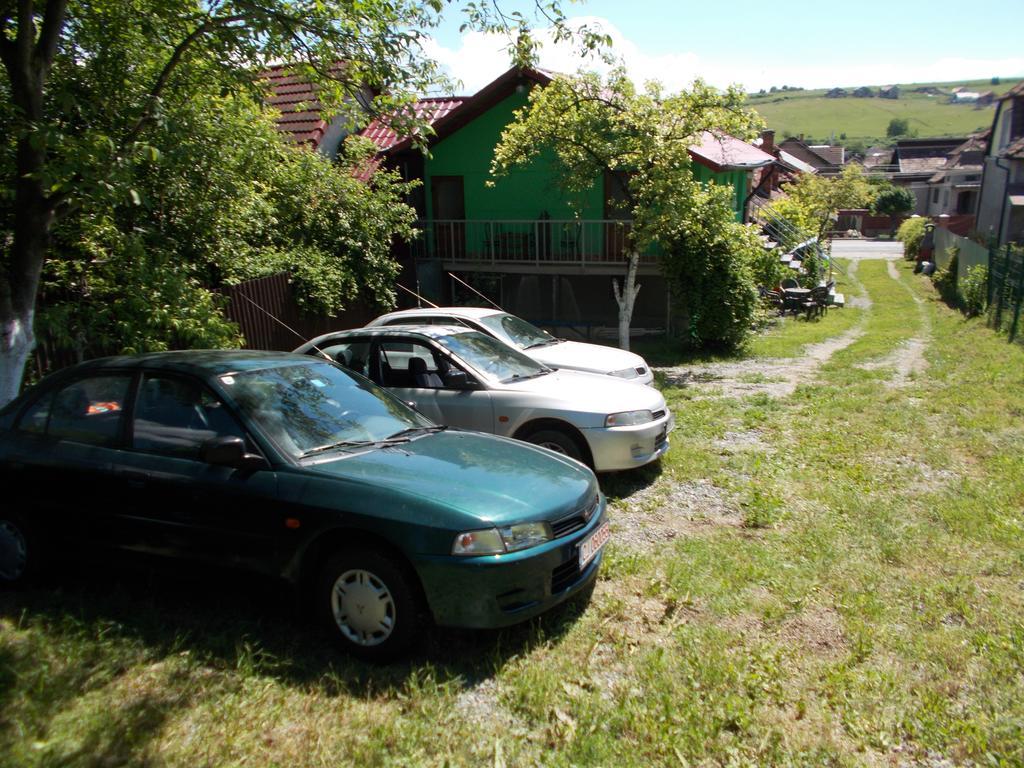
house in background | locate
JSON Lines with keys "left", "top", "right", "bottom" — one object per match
{"left": 261, "top": 64, "right": 374, "bottom": 160}
{"left": 889, "top": 138, "right": 967, "bottom": 214}
{"left": 360, "top": 67, "right": 774, "bottom": 334}
{"left": 977, "top": 81, "right": 1024, "bottom": 245}
{"left": 924, "top": 132, "right": 986, "bottom": 219}
{"left": 861, "top": 145, "right": 896, "bottom": 172}
{"left": 777, "top": 137, "right": 844, "bottom": 175}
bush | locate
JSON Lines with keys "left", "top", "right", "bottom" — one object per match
{"left": 871, "top": 186, "right": 915, "bottom": 220}
{"left": 887, "top": 118, "right": 909, "bottom": 137}
{"left": 959, "top": 264, "right": 988, "bottom": 317}
{"left": 896, "top": 217, "right": 927, "bottom": 260}
{"left": 932, "top": 249, "right": 959, "bottom": 305}
{"left": 664, "top": 219, "right": 762, "bottom": 352}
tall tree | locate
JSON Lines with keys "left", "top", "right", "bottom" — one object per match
{"left": 491, "top": 69, "right": 764, "bottom": 350}
{"left": 0, "top": 0, "right": 601, "bottom": 404}
{"left": 769, "top": 164, "right": 876, "bottom": 244}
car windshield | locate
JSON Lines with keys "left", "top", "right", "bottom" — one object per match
{"left": 220, "top": 361, "right": 434, "bottom": 460}
{"left": 435, "top": 330, "right": 550, "bottom": 383}
{"left": 478, "top": 313, "right": 558, "bottom": 349}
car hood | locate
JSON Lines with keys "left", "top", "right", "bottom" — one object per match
{"left": 526, "top": 340, "right": 647, "bottom": 376}
{"left": 499, "top": 369, "right": 666, "bottom": 413}
{"left": 299, "top": 430, "right": 597, "bottom": 526}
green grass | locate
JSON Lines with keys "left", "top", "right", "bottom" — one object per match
{"left": 747, "top": 77, "right": 1020, "bottom": 144}
{"left": 3, "top": 259, "right": 1024, "bottom": 765}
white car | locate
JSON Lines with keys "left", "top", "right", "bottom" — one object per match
{"left": 294, "top": 326, "right": 672, "bottom": 472}
{"left": 366, "top": 307, "right": 654, "bottom": 386}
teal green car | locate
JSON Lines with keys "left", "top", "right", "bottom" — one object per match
{"left": 0, "top": 351, "right": 608, "bottom": 660}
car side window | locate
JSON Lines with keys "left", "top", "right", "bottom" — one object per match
{"left": 320, "top": 341, "right": 371, "bottom": 377}
{"left": 132, "top": 374, "right": 246, "bottom": 459}
{"left": 17, "top": 391, "right": 54, "bottom": 435}
{"left": 379, "top": 340, "right": 447, "bottom": 389}
{"left": 47, "top": 375, "right": 132, "bottom": 446}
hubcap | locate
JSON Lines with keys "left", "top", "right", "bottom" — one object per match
{"left": 330, "top": 569, "right": 396, "bottom": 646}
{"left": 0, "top": 521, "right": 27, "bottom": 582}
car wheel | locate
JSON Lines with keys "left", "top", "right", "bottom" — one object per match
{"left": 525, "top": 428, "right": 585, "bottom": 464}
{"left": 0, "top": 515, "right": 34, "bottom": 586}
{"left": 317, "top": 549, "right": 424, "bottom": 662}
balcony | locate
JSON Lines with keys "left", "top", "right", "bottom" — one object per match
{"left": 408, "top": 219, "right": 661, "bottom": 274}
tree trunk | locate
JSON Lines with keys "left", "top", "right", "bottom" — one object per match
{"left": 612, "top": 250, "right": 641, "bottom": 351}
{"left": 0, "top": 0, "right": 67, "bottom": 406}
{"left": 0, "top": 305, "right": 34, "bottom": 404}
{"left": 1, "top": 206, "right": 47, "bottom": 404}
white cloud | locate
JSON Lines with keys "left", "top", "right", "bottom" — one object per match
{"left": 423, "top": 16, "right": 1024, "bottom": 94}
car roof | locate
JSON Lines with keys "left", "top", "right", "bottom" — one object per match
{"left": 377, "top": 307, "right": 503, "bottom": 321}
{"left": 299, "top": 325, "right": 479, "bottom": 351}
{"left": 49, "top": 350, "right": 327, "bottom": 379}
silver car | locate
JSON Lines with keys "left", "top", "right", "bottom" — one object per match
{"left": 294, "top": 326, "right": 672, "bottom": 472}
{"left": 366, "top": 307, "right": 655, "bottom": 386}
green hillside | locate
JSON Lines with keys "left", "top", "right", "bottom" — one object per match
{"left": 748, "top": 78, "right": 1019, "bottom": 147}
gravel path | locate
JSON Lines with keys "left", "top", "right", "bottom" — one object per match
{"left": 611, "top": 241, "right": 918, "bottom": 548}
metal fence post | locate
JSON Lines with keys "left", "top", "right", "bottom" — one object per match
{"left": 1010, "top": 248, "right": 1024, "bottom": 343}
{"left": 993, "top": 245, "right": 1009, "bottom": 331}
{"left": 987, "top": 244, "right": 995, "bottom": 308}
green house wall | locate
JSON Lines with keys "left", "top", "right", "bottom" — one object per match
{"left": 424, "top": 89, "right": 749, "bottom": 224}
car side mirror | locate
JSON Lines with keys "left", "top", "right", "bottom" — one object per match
{"left": 443, "top": 370, "right": 477, "bottom": 390}
{"left": 200, "top": 436, "right": 267, "bottom": 471}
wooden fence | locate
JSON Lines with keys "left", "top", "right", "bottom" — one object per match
{"left": 220, "top": 272, "right": 375, "bottom": 351}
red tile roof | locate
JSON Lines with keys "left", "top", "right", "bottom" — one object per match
{"left": 689, "top": 132, "right": 775, "bottom": 172}
{"left": 360, "top": 98, "right": 465, "bottom": 152}
{"left": 262, "top": 64, "right": 332, "bottom": 147}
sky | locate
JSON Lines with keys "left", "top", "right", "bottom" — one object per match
{"left": 422, "top": 0, "right": 1024, "bottom": 95}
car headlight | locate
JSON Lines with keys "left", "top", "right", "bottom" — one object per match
{"left": 451, "top": 522, "right": 552, "bottom": 556}
{"left": 605, "top": 409, "right": 654, "bottom": 427}
{"left": 499, "top": 522, "right": 552, "bottom": 552}
{"left": 610, "top": 367, "right": 639, "bottom": 379}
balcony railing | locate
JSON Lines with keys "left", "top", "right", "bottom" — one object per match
{"left": 409, "top": 219, "right": 660, "bottom": 267}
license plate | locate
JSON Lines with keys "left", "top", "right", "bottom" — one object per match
{"left": 578, "top": 521, "right": 610, "bottom": 569}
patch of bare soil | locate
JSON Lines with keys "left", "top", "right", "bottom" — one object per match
{"left": 712, "top": 429, "right": 769, "bottom": 454}
{"left": 658, "top": 324, "right": 865, "bottom": 400}
{"left": 585, "top": 578, "right": 698, "bottom": 698}
{"left": 778, "top": 606, "right": 847, "bottom": 658}
{"left": 611, "top": 479, "right": 742, "bottom": 551}
{"left": 873, "top": 455, "right": 960, "bottom": 495}
{"left": 453, "top": 678, "right": 520, "bottom": 730}
{"left": 857, "top": 336, "right": 930, "bottom": 386}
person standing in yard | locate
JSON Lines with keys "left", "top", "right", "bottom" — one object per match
{"left": 917, "top": 221, "right": 936, "bottom": 264}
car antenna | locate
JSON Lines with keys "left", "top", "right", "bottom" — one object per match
{"left": 447, "top": 272, "right": 503, "bottom": 311}
{"left": 235, "top": 293, "right": 330, "bottom": 359}
{"left": 397, "top": 283, "right": 439, "bottom": 308}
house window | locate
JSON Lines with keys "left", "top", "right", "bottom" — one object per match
{"left": 931, "top": 188, "right": 940, "bottom": 203}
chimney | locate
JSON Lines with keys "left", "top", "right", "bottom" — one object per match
{"left": 759, "top": 129, "right": 775, "bottom": 156}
